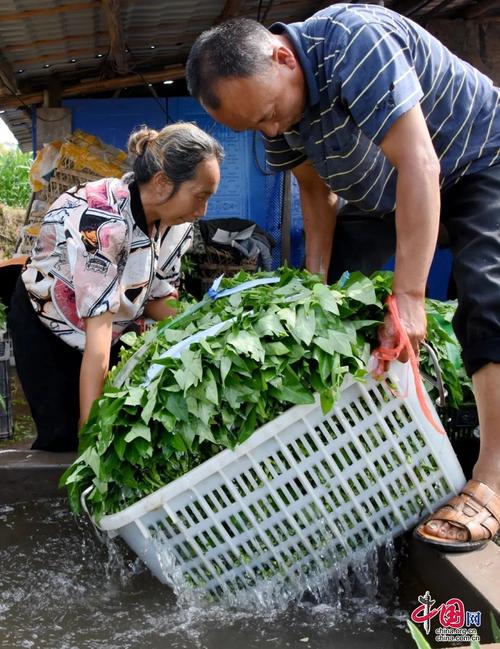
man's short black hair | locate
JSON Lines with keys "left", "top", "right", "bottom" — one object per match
{"left": 186, "top": 18, "right": 272, "bottom": 110}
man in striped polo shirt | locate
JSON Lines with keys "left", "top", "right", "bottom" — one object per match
{"left": 186, "top": 4, "right": 500, "bottom": 552}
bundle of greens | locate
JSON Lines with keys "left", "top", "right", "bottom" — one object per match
{"left": 61, "top": 268, "right": 474, "bottom": 521}
{"left": 421, "top": 298, "right": 474, "bottom": 409}
{"left": 0, "top": 300, "right": 6, "bottom": 332}
{"left": 62, "top": 268, "right": 392, "bottom": 519}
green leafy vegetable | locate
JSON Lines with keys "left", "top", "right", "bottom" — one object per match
{"left": 421, "top": 299, "right": 474, "bottom": 409}
{"left": 407, "top": 621, "right": 432, "bottom": 649}
{"left": 0, "top": 300, "right": 6, "bottom": 332}
{"left": 61, "top": 268, "right": 392, "bottom": 519}
{"left": 491, "top": 612, "right": 500, "bottom": 642}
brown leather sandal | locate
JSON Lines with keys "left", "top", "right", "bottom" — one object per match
{"left": 413, "top": 479, "right": 500, "bottom": 552}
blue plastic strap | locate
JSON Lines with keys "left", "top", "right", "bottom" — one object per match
{"left": 142, "top": 276, "right": 280, "bottom": 386}
{"left": 207, "top": 275, "right": 280, "bottom": 300}
{"left": 142, "top": 318, "right": 236, "bottom": 386}
{"left": 115, "top": 275, "right": 281, "bottom": 387}
{"left": 337, "top": 271, "right": 350, "bottom": 288}
{"left": 155, "top": 275, "right": 280, "bottom": 338}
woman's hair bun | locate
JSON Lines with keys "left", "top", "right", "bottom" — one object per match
{"left": 127, "top": 127, "right": 159, "bottom": 157}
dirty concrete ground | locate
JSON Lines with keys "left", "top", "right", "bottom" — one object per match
{"left": 0, "top": 365, "right": 36, "bottom": 449}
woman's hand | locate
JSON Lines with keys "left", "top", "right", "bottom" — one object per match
{"left": 144, "top": 295, "right": 177, "bottom": 321}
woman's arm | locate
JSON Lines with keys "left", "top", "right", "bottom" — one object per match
{"left": 79, "top": 311, "right": 114, "bottom": 429}
{"left": 79, "top": 295, "right": 177, "bottom": 429}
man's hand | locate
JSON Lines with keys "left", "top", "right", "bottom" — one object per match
{"left": 292, "top": 161, "right": 338, "bottom": 282}
{"left": 378, "top": 292, "right": 426, "bottom": 371}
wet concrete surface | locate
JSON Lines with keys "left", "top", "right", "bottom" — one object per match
{"left": 0, "top": 461, "right": 498, "bottom": 649}
{"left": 0, "top": 447, "right": 76, "bottom": 504}
{"left": 1, "top": 498, "right": 416, "bottom": 649}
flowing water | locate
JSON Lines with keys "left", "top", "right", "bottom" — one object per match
{"left": 0, "top": 499, "right": 427, "bottom": 649}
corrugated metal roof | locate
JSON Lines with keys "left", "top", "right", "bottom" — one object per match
{"left": 384, "top": 0, "right": 477, "bottom": 20}
{"left": 0, "top": 0, "right": 493, "bottom": 150}
{"left": 0, "top": 1, "right": 102, "bottom": 84}
{"left": 0, "top": 0, "right": 330, "bottom": 89}
{"left": 0, "top": 107, "right": 32, "bottom": 152}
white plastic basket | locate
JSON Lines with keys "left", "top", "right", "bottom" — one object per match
{"left": 97, "top": 360, "right": 465, "bottom": 598}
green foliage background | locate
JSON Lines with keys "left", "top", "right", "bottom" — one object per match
{"left": 0, "top": 149, "right": 32, "bottom": 208}
{"left": 0, "top": 300, "right": 6, "bottom": 331}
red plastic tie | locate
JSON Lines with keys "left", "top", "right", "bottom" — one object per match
{"left": 374, "top": 295, "right": 445, "bottom": 435}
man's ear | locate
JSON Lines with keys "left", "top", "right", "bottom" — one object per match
{"left": 273, "top": 44, "right": 297, "bottom": 70}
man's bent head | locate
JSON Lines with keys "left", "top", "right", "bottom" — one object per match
{"left": 186, "top": 18, "right": 306, "bottom": 136}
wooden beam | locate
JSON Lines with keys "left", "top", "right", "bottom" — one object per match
{"left": 101, "top": 0, "right": 129, "bottom": 74}
{"left": 62, "top": 65, "right": 184, "bottom": 96}
{"left": 215, "top": 0, "right": 245, "bottom": 23}
{"left": 420, "top": 0, "right": 453, "bottom": 20}
{"left": 0, "top": 65, "right": 185, "bottom": 109}
{"left": 465, "top": 0, "right": 500, "bottom": 18}
{"left": 384, "top": 0, "right": 431, "bottom": 17}
{"left": 0, "top": 91, "right": 44, "bottom": 109}
{"left": 6, "top": 32, "right": 108, "bottom": 53}
{"left": 0, "top": 58, "right": 19, "bottom": 96}
{"left": 0, "top": 2, "right": 99, "bottom": 22}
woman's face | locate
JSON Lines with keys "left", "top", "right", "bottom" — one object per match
{"left": 157, "top": 156, "right": 221, "bottom": 225}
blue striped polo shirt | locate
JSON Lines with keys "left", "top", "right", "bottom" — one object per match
{"left": 265, "top": 4, "right": 500, "bottom": 213}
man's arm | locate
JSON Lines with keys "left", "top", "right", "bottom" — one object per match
{"left": 292, "top": 161, "right": 338, "bottom": 281}
{"left": 80, "top": 311, "right": 114, "bottom": 428}
{"left": 379, "top": 103, "right": 441, "bottom": 354}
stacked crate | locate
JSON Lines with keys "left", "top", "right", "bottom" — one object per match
{"left": 17, "top": 130, "right": 131, "bottom": 256}
{"left": 0, "top": 332, "right": 13, "bottom": 440}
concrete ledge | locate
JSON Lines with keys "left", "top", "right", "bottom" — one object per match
{"left": 0, "top": 448, "right": 76, "bottom": 504}
{"left": 455, "top": 645, "right": 500, "bottom": 648}
{"left": 444, "top": 543, "right": 500, "bottom": 615}
{"left": 407, "top": 537, "right": 500, "bottom": 647}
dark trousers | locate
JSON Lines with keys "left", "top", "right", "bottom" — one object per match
{"left": 8, "top": 278, "right": 82, "bottom": 451}
{"left": 327, "top": 163, "right": 500, "bottom": 377}
{"left": 8, "top": 278, "right": 124, "bottom": 452}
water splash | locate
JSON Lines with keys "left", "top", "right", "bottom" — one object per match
{"left": 0, "top": 499, "right": 413, "bottom": 649}
{"left": 144, "top": 523, "right": 403, "bottom": 634}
